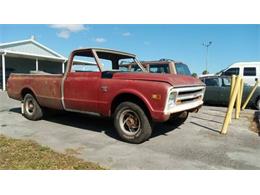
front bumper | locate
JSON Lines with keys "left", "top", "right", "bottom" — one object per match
{"left": 151, "top": 85, "right": 205, "bottom": 122}
{"left": 164, "top": 99, "right": 204, "bottom": 115}
{"left": 151, "top": 100, "right": 203, "bottom": 122}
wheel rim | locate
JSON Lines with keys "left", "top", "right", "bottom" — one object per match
{"left": 25, "top": 98, "right": 35, "bottom": 115}
{"left": 119, "top": 109, "right": 141, "bottom": 136}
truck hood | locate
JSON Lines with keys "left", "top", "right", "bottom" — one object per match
{"left": 112, "top": 72, "right": 204, "bottom": 87}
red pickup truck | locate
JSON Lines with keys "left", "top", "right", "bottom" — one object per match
{"left": 7, "top": 48, "right": 205, "bottom": 143}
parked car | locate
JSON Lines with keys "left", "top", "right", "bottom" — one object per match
{"left": 200, "top": 75, "right": 260, "bottom": 110}
{"left": 120, "top": 59, "right": 192, "bottom": 76}
{"left": 220, "top": 62, "right": 260, "bottom": 86}
{"left": 7, "top": 48, "right": 205, "bottom": 143}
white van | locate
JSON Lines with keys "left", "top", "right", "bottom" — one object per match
{"left": 221, "top": 62, "right": 260, "bottom": 86}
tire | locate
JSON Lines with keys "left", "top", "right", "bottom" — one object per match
{"left": 114, "top": 102, "right": 152, "bottom": 144}
{"left": 23, "top": 93, "right": 43, "bottom": 120}
{"left": 167, "top": 111, "right": 189, "bottom": 126}
{"left": 256, "top": 97, "right": 260, "bottom": 110}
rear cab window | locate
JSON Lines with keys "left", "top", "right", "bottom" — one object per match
{"left": 118, "top": 61, "right": 143, "bottom": 72}
{"left": 149, "top": 64, "right": 170, "bottom": 73}
{"left": 131, "top": 65, "right": 143, "bottom": 72}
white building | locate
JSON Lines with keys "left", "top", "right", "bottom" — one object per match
{"left": 0, "top": 37, "right": 67, "bottom": 90}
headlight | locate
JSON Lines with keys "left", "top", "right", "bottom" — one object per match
{"left": 167, "top": 91, "right": 177, "bottom": 109}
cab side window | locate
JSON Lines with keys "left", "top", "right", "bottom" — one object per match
{"left": 222, "top": 68, "right": 239, "bottom": 76}
{"left": 222, "top": 78, "right": 231, "bottom": 87}
{"left": 243, "top": 67, "right": 256, "bottom": 76}
{"left": 71, "top": 53, "right": 99, "bottom": 72}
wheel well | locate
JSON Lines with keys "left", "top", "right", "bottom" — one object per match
{"left": 111, "top": 93, "right": 151, "bottom": 119}
{"left": 21, "top": 88, "right": 35, "bottom": 99}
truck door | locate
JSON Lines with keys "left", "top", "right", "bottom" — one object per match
{"left": 63, "top": 51, "right": 101, "bottom": 113}
{"left": 220, "top": 77, "right": 232, "bottom": 105}
{"left": 203, "top": 77, "right": 222, "bottom": 105}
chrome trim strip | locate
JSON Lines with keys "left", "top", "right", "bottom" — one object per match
{"left": 65, "top": 108, "right": 101, "bottom": 116}
{"left": 177, "top": 91, "right": 204, "bottom": 101}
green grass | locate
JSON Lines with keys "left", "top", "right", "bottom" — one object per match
{"left": 0, "top": 135, "right": 104, "bottom": 170}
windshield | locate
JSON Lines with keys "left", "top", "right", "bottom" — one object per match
{"left": 175, "top": 63, "right": 191, "bottom": 75}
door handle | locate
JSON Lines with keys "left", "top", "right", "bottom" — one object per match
{"left": 101, "top": 86, "right": 108, "bottom": 92}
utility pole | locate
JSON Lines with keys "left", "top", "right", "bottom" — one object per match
{"left": 202, "top": 41, "right": 212, "bottom": 73}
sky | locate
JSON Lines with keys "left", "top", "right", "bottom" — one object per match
{"left": 0, "top": 24, "right": 259, "bottom": 74}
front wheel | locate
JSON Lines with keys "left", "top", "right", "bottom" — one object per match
{"left": 23, "top": 93, "right": 43, "bottom": 120}
{"left": 114, "top": 102, "right": 152, "bottom": 144}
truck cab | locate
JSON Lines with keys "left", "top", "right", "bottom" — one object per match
{"left": 221, "top": 62, "right": 260, "bottom": 86}
{"left": 120, "top": 59, "right": 192, "bottom": 76}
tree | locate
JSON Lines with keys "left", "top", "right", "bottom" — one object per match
{"left": 191, "top": 73, "right": 198, "bottom": 78}
{"left": 202, "top": 70, "right": 209, "bottom": 75}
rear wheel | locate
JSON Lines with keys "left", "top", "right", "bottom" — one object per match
{"left": 23, "top": 93, "right": 43, "bottom": 120}
{"left": 114, "top": 102, "right": 152, "bottom": 144}
{"left": 167, "top": 111, "right": 189, "bottom": 126}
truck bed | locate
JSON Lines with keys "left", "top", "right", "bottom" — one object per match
{"left": 7, "top": 73, "right": 64, "bottom": 110}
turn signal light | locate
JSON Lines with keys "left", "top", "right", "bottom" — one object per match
{"left": 151, "top": 94, "right": 161, "bottom": 100}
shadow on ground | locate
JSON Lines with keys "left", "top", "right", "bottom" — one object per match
{"left": 9, "top": 107, "right": 182, "bottom": 142}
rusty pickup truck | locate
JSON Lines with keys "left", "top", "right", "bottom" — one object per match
{"left": 7, "top": 48, "right": 205, "bottom": 143}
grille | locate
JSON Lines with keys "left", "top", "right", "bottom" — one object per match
{"left": 174, "top": 86, "right": 205, "bottom": 105}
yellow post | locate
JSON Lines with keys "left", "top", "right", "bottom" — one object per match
{"left": 221, "top": 76, "right": 241, "bottom": 134}
{"left": 235, "top": 77, "right": 242, "bottom": 119}
{"left": 240, "top": 78, "right": 244, "bottom": 107}
{"left": 229, "top": 75, "right": 236, "bottom": 101}
{"left": 241, "top": 80, "right": 259, "bottom": 110}
{"left": 229, "top": 75, "right": 236, "bottom": 123}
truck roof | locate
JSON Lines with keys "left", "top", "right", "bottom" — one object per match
{"left": 140, "top": 59, "right": 183, "bottom": 64}
{"left": 73, "top": 48, "right": 136, "bottom": 59}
